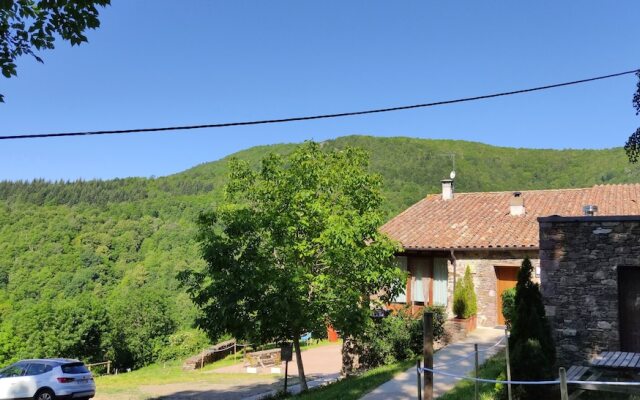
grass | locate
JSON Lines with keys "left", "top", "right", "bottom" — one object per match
{"left": 94, "top": 339, "right": 336, "bottom": 399}
{"left": 95, "top": 359, "right": 276, "bottom": 390}
{"left": 436, "top": 351, "right": 640, "bottom": 400}
{"left": 288, "top": 359, "right": 415, "bottom": 400}
{"left": 437, "top": 350, "right": 506, "bottom": 400}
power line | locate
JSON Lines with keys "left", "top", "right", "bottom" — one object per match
{"left": 2, "top": 68, "right": 638, "bottom": 141}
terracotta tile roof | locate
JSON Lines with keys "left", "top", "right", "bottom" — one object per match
{"left": 380, "top": 184, "right": 640, "bottom": 250}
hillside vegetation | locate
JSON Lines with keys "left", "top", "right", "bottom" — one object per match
{"left": 0, "top": 135, "right": 637, "bottom": 369}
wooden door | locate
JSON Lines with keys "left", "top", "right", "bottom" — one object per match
{"left": 618, "top": 267, "right": 640, "bottom": 352}
{"left": 495, "top": 266, "right": 518, "bottom": 326}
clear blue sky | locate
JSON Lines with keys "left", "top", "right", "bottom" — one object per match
{"left": 1, "top": 1, "right": 639, "bottom": 181}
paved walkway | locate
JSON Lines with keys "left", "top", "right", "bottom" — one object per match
{"left": 361, "top": 327, "right": 505, "bottom": 400}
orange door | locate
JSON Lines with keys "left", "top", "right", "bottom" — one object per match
{"left": 495, "top": 267, "right": 518, "bottom": 325}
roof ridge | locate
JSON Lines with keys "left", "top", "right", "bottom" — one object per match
{"left": 425, "top": 187, "right": 591, "bottom": 197}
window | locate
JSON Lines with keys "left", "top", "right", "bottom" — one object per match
{"left": 433, "top": 258, "right": 448, "bottom": 306}
{"left": 0, "top": 363, "right": 28, "bottom": 377}
{"left": 61, "top": 363, "right": 90, "bottom": 374}
{"left": 393, "top": 256, "right": 407, "bottom": 303}
{"left": 413, "top": 262, "right": 425, "bottom": 303}
{"left": 26, "top": 363, "right": 51, "bottom": 376}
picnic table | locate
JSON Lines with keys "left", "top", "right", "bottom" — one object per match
{"left": 590, "top": 351, "right": 640, "bottom": 370}
{"left": 244, "top": 348, "right": 282, "bottom": 368}
{"left": 564, "top": 351, "right": 640, "bottom": 399}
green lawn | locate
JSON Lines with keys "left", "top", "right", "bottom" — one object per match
{"left": 437, "top": 351, "right": 506, "bottom": 400}
{"left": 94, "top": 339, "right": 335, "bottom": 399}
{"left": 289, "top": 359, "right": 415, "bottom": 400}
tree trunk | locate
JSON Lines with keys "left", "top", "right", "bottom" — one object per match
{"left": 293, "top": 336, "right": 308, "bottom": 391}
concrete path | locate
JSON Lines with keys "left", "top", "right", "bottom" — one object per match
{"left": 361, "top": 327, "right": 506, "bottom": 400}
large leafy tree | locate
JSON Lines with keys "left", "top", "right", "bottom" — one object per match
{"left": 181, "top": 142, "right": 403, "bottom": 389}
{"left": 1, "top": 0, "right": 110, "bottom": 102}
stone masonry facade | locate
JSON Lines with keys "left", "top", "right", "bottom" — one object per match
{"left": 539, "top": 216, "right": 640, "bottom": 367}
{"left": 448, "top": 250, "right": 539, "bottom": 327}
{"left": 400, "top": 250, "right": 539, "bottom": 327}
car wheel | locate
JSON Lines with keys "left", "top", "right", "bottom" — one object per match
{"left": 34, "top": 388, "right": 56, "bottom": 400}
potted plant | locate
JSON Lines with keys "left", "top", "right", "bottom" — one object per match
{"left": 452, "top": 265, "right": 477, "bottom": 332}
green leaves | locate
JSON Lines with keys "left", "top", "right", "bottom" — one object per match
{"left": 184, "top": 141, "right": 403, "bottom": 348}
{"left": 627, "top": 72, "right": 640, "bottom": 163}
{"left": 0, "top": 0, "right": 110, "bottom": 101}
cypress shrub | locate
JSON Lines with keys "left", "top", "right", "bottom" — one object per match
{"left": 507, "top": 257, "right": 556, "bottom": 400}
{"left": 453, "top": 265, "right": 477, "bottom": 318}
{"left": 463, "top": 265, "right": 477, "bottom": 317}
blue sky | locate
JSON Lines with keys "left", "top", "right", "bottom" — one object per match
{"left": 1, "top": 1, "right": 639, "bottom": 181}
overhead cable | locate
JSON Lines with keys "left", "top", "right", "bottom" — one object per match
{"left": 2, "top": 68, "right": 638, "bottom": 141}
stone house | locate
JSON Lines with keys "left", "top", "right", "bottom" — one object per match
{"left": 539, "top": 215, "right": 640, "bottom": 366}
{"left": 380, "top": 181, "right": 640, "bottom": 327}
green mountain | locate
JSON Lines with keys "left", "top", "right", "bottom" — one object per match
{"left": 0, "top": 135, "right": 637, "bottom": 368}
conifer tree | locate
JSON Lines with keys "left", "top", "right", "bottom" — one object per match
{"left": 463, "top": 265, "right": 477, "bottom": 317}
{"left": 508, "top": 257, "right": 556, "bottom": 399}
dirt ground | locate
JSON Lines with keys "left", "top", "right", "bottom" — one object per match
{"left": 93, "top": 344, "right": 342, "bottom": 400}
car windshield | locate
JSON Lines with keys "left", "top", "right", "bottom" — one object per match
{"left": 61, "top": 362, "right": 89, "bottom": 374}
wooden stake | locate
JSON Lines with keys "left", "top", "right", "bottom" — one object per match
{"left": 559, "top": 367, "right": 569, "bottom": 400}
{"left": 474, "top": 343, "right": 479, "bottom": 400}
{"left": 417, "top": 359, "right": 422, "bottom": 400}
{"left": 423, "top": 311, "right": 433, "bottom": 400}
{"left": 505, "top": 328, "right": 512, "bottom": 400}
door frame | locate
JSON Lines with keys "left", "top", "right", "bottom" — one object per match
{"left": 618, "top": 265, "right": 640, "bottom": 352}
{"left": 494, "top": 265, "right": 519, "bottom": 326}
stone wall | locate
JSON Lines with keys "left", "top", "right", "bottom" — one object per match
{"left": 447, "top": 250, "right": 539, "bottom": 327}
{"left": 539, "top": 216, "right": 640, "bottom": 367}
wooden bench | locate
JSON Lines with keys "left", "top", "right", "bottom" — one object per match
{"left": 245, "top": 349, "right": 281, "bottom": 368}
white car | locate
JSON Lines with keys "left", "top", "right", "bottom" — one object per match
{"left": 0, "top": 359, "right": 95, "bottom": 400}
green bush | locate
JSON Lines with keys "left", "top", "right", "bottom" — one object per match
{"left": 453, "top": 265, "right": 477, "bottom": 319}
{"left": 357, "top": 306, "right": 446, "bottom": 369}
{"left": 156, "top": 329, "right": 210, "bottom": 362}
{"left": 424, "top": 305, "right": 446, "bottom": 341}
{"left": 502, "top": 257, "right": 556, "bottom": 400}
{"left": 501, "top": 287, "right": 516, "bottom": 329}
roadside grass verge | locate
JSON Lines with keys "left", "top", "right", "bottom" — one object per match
{"left": 289, "top": 359, "right": 415, "bottom": 400}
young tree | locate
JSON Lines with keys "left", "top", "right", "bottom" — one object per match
{"left": 462, "top": 265, "right": 477, "bottom": 317}
{"left": 180, "top": 142, "right": 404, "bottom": 390}
{"left": 453, "top": 265, "right": 476, "bottom": 319}
{"left": 508, "top": 257, "right": 556, "bottom": 400}
{"left": 1, "top": 1, "right": 110, "bottom": 102}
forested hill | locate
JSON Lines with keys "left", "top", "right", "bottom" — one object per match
{"left": 2, "top": 136, "right": 638, "bottom": 215}
{"left": 0, "top": 135, "right": 637, "bottom": 369}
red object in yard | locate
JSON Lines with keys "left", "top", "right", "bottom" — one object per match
{"left": 327, "top": 325, "right": 339, "bottom": 342}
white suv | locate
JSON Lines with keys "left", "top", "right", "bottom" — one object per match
{"left": 0, "top": 359, "right": 95, "bottom": 400}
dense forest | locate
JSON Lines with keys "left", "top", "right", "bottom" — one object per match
{"left": 0, "top": 135, "right": 638, "bottom": 369}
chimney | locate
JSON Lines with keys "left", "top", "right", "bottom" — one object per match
{"left": 441, "top": 179, "right": 454, "bottom": 200}
{"left": 510, "top": 192, "right": 525, "bottom": 216}
{"left": 583, "top": 205, "right": 598, "bottom": 216}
